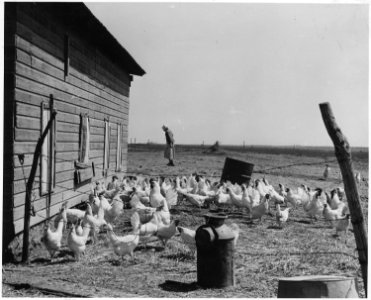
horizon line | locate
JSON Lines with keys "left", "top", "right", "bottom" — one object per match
{"left": 128, "top": 142, "right": 369, "bottom": 149}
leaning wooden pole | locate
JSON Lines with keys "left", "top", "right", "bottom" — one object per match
{"left": 22, "top": 111, "right": 57, "bottom": 263}
{"left": 319, "top": 102, "right": 367, "bottom": 296}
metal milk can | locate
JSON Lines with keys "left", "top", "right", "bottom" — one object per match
{"left": 195, "top": 212, "right": 235, "bottom": 288}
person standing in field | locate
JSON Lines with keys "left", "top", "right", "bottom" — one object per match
{"left": 162, "top": 125, "right": 175, "bottom": 166}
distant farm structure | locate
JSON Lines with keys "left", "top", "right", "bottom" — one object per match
{"left": 3, "top": 2, "right": 145, "bottom": 258}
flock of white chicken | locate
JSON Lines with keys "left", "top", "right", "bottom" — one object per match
{"left": 41, "top": 173, "right": 352, "bottom": 262}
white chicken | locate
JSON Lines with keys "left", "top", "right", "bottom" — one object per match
{"left": 355, "top": 172, "right": 361, "bottom": 184}
{"left": 229, "top": 223, "right": 240, "bottom": 247}
{"left": 182, "top": 192, "right": 212, "bottom": 208}
{"left": 149, "top": 179, "right": 178, "bottom": 209}
{"left": 175, "top": 177, "right": 189, "bottom": 194}
{"left": 177, "top": 226, "right": 196, "bottom": 253}
{"left": 285, "top": 188, "right": 302, "bottom": 208}
{"left": 335, "top": 214, "right": 351, "bottom": 236}
{"left": 215, "top": 187, "right": 232, "bottom": 205}
{"left": 323, "top": 203, "right": 345, "bottom": 226}
{"left": 67, "top": 221, "right": 91, "bottom": 261}
{"left": 156, "top": 219, "right": 180, "bottom": 247}
{"left": 276, "top": 204, "right": 290, "bottom": 228}
{"left": 104, "top": 195, "right": 124, "bottom": 224}
{"left": 42, "top": 207, "right": 67, "bottom": 259}
{"left": 304, "top": 189, "right": 324, "bottom": 221}
{"left": 82, "top": 202, "right": 107, "bottom": 243}
{"left": 105, "top": 213, "right": 140, "bottom": 260}
{"left": 249, "top": 194, "right": 270, "bottom": 222}
{"left": 75, "top": 219, "right": 84, "bottom": 236}
{"left": 226, "top": 187, "right": 244, "bottom": 208}
{"left": 278, "top": 183, "right": 287, "bottom": 197}
{"left": 53, "top": 201, "right": 85, "bottom": 228}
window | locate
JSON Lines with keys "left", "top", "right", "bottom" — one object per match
{"left": 103, "top": 120, "right": 110, "bottom": 176}
{"left": 116, "top": 124, "right": 122, "bottom": 171}
{"left": 40, "top": 101, "right": 56, "bottom": 195}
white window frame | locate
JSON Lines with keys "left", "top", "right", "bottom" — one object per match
{"left": 116, "top": 123, "right": 122, "bottom": 172}
{"left": 40, "top": 102, "right": 55, "bottom": 195}
{"left": 103, "top": 120, "right": 111, "bottom": 176}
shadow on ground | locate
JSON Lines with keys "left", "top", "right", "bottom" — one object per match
{"left": 159, "top": 280, "right": 199, "bottom": 293}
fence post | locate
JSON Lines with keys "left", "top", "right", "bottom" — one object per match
{"left": 319, "top": 102, "right": 367, "bottom": 296}
{"left": 22, "top": 111, "right": 57, "bottom": 263}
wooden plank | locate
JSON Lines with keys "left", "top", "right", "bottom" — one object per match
{"left": 16, "top": 22, "right": 63, "bottom": 62}
{"left": 13, "top": 166, "right": 94, "bottom": 206}
{"left": 56, "top": 142, "right": 79, "bottom": 152}
{"left": 17, "top": 9, "right": 64, "bottom": 52}
{"left": 14, "top": 184, "right": 91, "bottom": 221}
{"left": 15, "top": 70, "right": 129, "bottom": 122}
{"left": 15, "top": 81, "right": 129, "bottom": 125}
{"left": 14, "top": 141, "right": 38, "bottom": 154}
{"left": 90, "top": 134, "right": 104, "bottom": 143}
{"left": 56, "top": 132, "right": 79, "bottom": 143}
{"left": 14, "top": 193, "right": 88, "bottom": 233}
{"left": 16, "top": 35, "right": 130, "bottom": 103}
{"left": 14, "top": 128, "right": 40, "bottom": 141}
{"left": 15, "top": 115, "right": 40, "bottom": 130}
{"left": 15, "top": 88, "right": 49, "bottom": 108}
{"left": 17, "top": 45, "right": 130, "bottom": 110}
{"left": 16, "top": 102, "right": 40, "bottom": 118}
{"left": 16, "top": 35, "right": 64, "bottom": 70}
{"left": 56, "top": 122, "right": 79, "bottom": 133}
{"left": 16, "top": 36, "right": 130, "bottom": 110}
{"left": 16, "top": 48, "right": 63, "bottom": 80}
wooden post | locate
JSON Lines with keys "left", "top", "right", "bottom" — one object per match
{"left": 47, "top": 94, "right": 54, "bottom": 219}
{"left": 319, "top": 102, "right": 367, "bottom": 296}
{"left": 22, "top": 111, "right": 57, "bottom": 263}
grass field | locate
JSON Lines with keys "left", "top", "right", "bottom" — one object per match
{"left": 3, "top": 144, "right": 368, "bottom": 297}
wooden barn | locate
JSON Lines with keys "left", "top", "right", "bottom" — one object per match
{"left": 3, "top": 3, "right": 145, "bottom": 257}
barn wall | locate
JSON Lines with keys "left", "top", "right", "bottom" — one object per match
{"left": 10, "top": 3, "right": 131, "bottom": 235}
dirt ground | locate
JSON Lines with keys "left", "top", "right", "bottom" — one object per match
{"left": 2, "top": 144, "right": 368, "bottom": 297}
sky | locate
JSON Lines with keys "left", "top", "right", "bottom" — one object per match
{"left": 86, "top": 2, "right": 369, "bottom": 147}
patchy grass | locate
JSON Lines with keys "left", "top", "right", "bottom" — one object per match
{"left": 3, "top": 145, "right": 368, "bottom": 297}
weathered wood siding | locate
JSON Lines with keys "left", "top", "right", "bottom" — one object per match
{"left": 10, "top": 3, "right": 131, "bottom": 234}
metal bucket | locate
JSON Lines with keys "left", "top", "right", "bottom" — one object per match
{"left": 220, "top": 157, "right": 254, "bottom": 185}
{"left": 195, "top": 212, "right": 235, "bottom": 288}
{"left": 277, "top": 275, "right": 359, "bottom": 298}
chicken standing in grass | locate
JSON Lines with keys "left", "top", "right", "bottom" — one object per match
{"left": 229, "top": 223, "right": 240, "bottom": 247}
{"left": 67, "top": 221, "right": 91, "bottom": 261}
{"left": 284, "top": 188, "right": 302, "bottom": 208}
{"left": 42, "top": 207, "right": 67, "bottom": 259}
{"left": 304, "top": 189, "right": 324, "bottom": 221}
{"left": 177, "top": 226, "right": 196, "bottom": 253}
{"left": 76, "top": 219, "right": 84, "bottom": 236}
{"left": 335, "top": 214, "right": 351, "bottom": 237}
{"left": 105, "top": 213, "right": 140, "bottom": 260}
{"left": 54, "top": 201, "right": 85, "bottom": 228}
{"left": 323, "top": 203, "right": 345, "bottom": 228}
{"left": 276, "top": 204, "right": 290, "bottom": 228}
{"left": 156, "top": 219, "right": 180, "bottom": 247}
{"left": 355, "top": 172, "right": 361, "bottom": 184}
{"left": 149, "top": 180, "right": 175, "bottom": 224}
{"left": 249, "top": 194, "right": 270, "bottom": 222}
{"left": 82, "top": 202, "right": 107, "bottom": 243}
